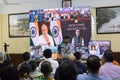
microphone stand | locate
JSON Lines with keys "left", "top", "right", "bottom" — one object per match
{"left": 3, "top": 43, "right": 11, "bottom": 60}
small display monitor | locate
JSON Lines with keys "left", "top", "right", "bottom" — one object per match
{"left": 88, "top": 40, "right": 111, "bottom": 58}
{"left": 30, "top": 46, "right": 59, "bottom": 60}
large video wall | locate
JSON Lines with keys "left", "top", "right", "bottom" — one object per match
{"left": 29, "top": 7, "right": 91, "bottom": 59}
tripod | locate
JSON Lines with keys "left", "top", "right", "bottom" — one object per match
{"left": 3, "top": 43, "right": 11, "bottom": 61}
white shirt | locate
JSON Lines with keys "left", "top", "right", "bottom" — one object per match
{"left": 39, "top": 58, "right": 59, "bottom": 74}
{"left": 38, "top": 34, "right": 54, "bottom": 51}
{"left": 99, "top": 62, "right": 120, "bottom": 80}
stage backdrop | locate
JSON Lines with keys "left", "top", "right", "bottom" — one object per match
{"left": 29, "top": 7, "right": 91, "bottom": 59}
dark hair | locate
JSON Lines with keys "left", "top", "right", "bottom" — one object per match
{"left": 43, "top": 49, "right": 52, "bottom": 58}
{"left": 73, "top": 52, "right": 81, "bottom": 60}
{"left": 58, "top": 60, "right": 77, "bottom": 80}
{"left": 64, "top": 35, "right": 69, "bottom": 39}
{"left": 23, "top": 52, "right": 30, "bottom": 61}
{"left": 87, "top": 55, "right": 100, "bottom": 73}
{"left": 19, "top": 63, "right": 32, "bottom": 77}
{"left": 2, "top": 59, "right": 12, "bottom": 67}
{"left": 40, "top": 61, "right": 52, "bottom": 77}
{"left": 0, "top": 66, "right": 19, "bottom": 80}
{"left": 29, "top": 60, "right": 37, "bottom": 71}
{"left": 103, "top": 49, "right": 114, "bottom": 62}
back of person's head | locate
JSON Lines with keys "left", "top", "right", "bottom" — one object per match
{"left": 2, "top": 59, "right": 13, "bottom": 67}
{"left": 19, "top": 63, "right": 32, "bottom": 78}
{"left": 58, "top": 60, "right": 77, "bottom": 80}
{"left": 73, "top": 52, "right": 81, "bottom": 60}
{"left": 23, "top": 52, "right": 30, "bottom": 61}
{"left": 40, "top": 61, "right": 52, "bottom": 77}
{"left": 103, "top": 49, "right": 114, "bottom": 62}
{"left": 29, "top": 60, "right": 37, "bottom": 71}
{"left": 43, "top": 49, "right": 52, "bottom": 58}
{"left": 66, "top": 54, "right": 76, "bottom": 62}
{"left": 87, "top": 55, "right": 100, "bottom": 73}
{"left": 0, "top": 66, "right": 19, "bottom": 80}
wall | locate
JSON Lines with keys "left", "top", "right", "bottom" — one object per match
{"left": 0, "top": 14, "right": 30, "bottom": 53}
{"left": 91, "top": 8, "right": 120, "bottom": 52}
{"left": 72, "top": 0, "right": 120, "bottom": 7}
{"left": 0, "top": 15, "right": 2, "bottom": 52}
{"left": 0, "top": 0, "right": 62, "bottom": 53}
{"left": 0, "top": 0, "right": 120, "bottom": 53}
{"left": 0, "top": 0, "right": 62, "bottom": 14}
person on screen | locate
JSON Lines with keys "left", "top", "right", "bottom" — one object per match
{"left": 89, "top": 45, "right": 97, "bottom": 55}
{"left": 39, "top": 24, "right": 54, "bottom": 48}
{"left": 71, "top": 29, "right": 84, "bottom": 51}
{"left": 60, "top": 35, "right": 72, "bottom": 59}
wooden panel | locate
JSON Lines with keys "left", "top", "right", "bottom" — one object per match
{"left": 9, "top": 54, "right": 24, "bottom": 68}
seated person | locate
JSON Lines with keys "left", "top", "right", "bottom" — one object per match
{"left": 39, "top": 49, "right": 59, "bottom": 77}
{"left": 0, "top": 66, "right": 19, "bottom": 80}
{"left": 29, "top": 60, "right": 42, "bottom": 79}
{"left": 18, "top": 52, "right": 30, "bottom": 70}
{"left": 2, "top": 59, "right": 13, "bottom": 67}
{"left": 37, "top": 61, "right": 54, "bottom": 80}
{"left": 54, "top": 60, "right": 77, "bottom": 80}
{"left": 19, "top": 63, "right": 32, "bottom": 80}
{"left": 77, "top": 55, "right": 111, "bottom": 80}
{"left": 66, "top": 53, "right": 76, "bottom": 62}
{"left": 73, "top": 52, "right": 87, "bottom": 74}
{"left": 99, "top": 49, "right": 120, "bottom": 80}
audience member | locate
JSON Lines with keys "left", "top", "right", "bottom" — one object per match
{"left": 18, "top": 52, "right": 30, "bottom": 70}
{"left": 66, "top": 53, "right": 76, "bottom": 62}
{"left": 77, "top": 55, "right": 111, "bottom": 80}
{"left": 0, "top": 66, "right": 19, "bottom": 80}
{"left": 39, "top": 61, "right": 54, "bottom": 80}
{"left": 2, "top": 59, "right": 13, "bottom": 67}
{"left": 19, "top": 62, "right": 32, "bottom": 80}
{"left": 29, "top": 60, "right": 42, "bottom": 79}
{"left": 99, "top": 49, "right": 120, "bottom": 80}
{"left": 54, "top": 60, "right": 77, "bottom": 80}
{"left": 73, "top": 52, "right": 87, "bottom": 74}
{"left": 39, "top": 49, "right": 59, "bottom": 77}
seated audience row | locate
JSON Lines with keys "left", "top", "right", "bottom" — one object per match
{"left": 0, "top": 49, "right": 120, "bottom": 80}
